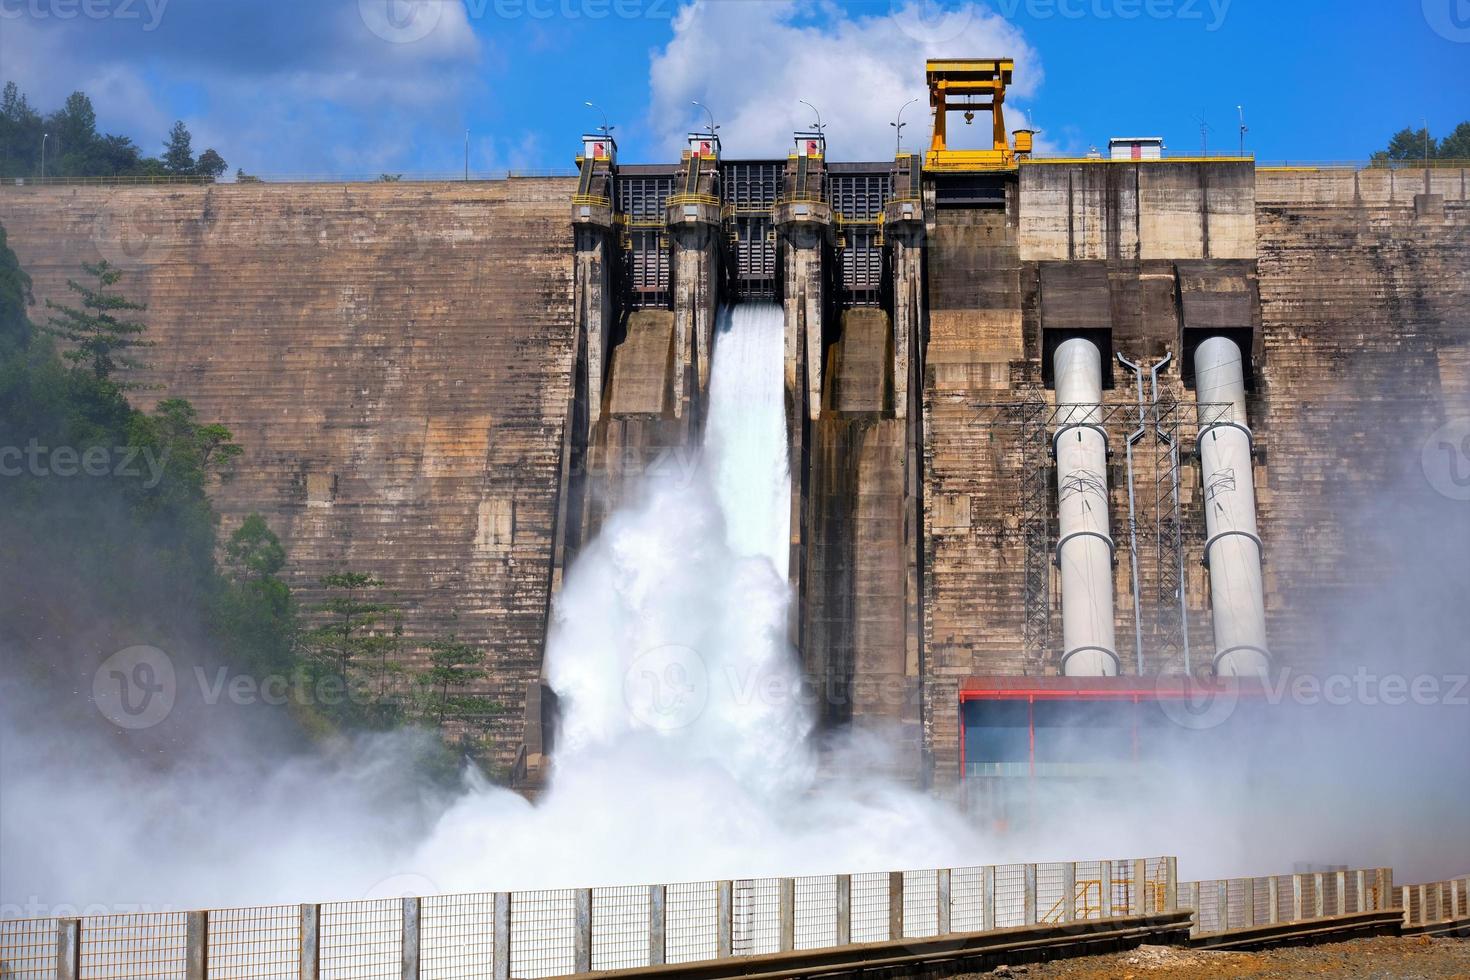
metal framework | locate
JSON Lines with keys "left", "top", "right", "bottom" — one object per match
{"left": 827, "top": 172, "right": 892, "bottom": 305}
{"left": 968, "top": 399, "right": 1228, "bottom": 668}
{"left": 613, "top": 174, "right": 675, "bottom": 308}
{"left": 720, "top": 162, "right": 782, "bottom": 298}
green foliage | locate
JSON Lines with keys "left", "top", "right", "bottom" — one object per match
{"left": 1439, "top": 123, "right": 1470, "bottom": 162}
{"left": 0, "top": 82, "right": 230, "bottom": 180}
{"left": 215, "top": 514, "right": 297, "bottom": 677}
{"left": 39, "top": 261, "right": 152, "bottom": 384}
{"left": 1373, "top": 121, "right": 1470, "bottom": 163}
{"left": 197, "top": 148, "right": 228, "bottom": 179}
{"left": 0, "top": 224, "right": 32, "bottom": 358}
{"left": 414, "top": 633, "right": 499, "bottom": 731}
{"left": 0, "top": 223, "right": 501, "bottom": 772}
{"left": 163, "top": 121, "right": 195, "bottom": 175}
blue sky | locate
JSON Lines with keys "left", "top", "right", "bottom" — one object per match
{"left": 1, "top": 0, "right": 1466, "bottom": 174}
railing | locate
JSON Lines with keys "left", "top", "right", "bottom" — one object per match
{"left": 665, "top": 192, "right": 721, "bottom": 208}
{"left": 3, "top": 170, "right": 578, "bottom": 188}
{"left": 1401, "top": 876, "right": 1470, "bottom": 929}
{"left": 1180, "top": 868, "right": 1393, "bottom": 936}
{"left": 0, "top": 856, "right": 1174, "bottom": 980}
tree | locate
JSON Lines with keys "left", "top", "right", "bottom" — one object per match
{"left": 196, "top": 148, "right": 227, "bottom": 180}
{"left": 304, "top": 572, "right": 391, "bottom": 677}
{"left": 1372, "top": 121, "right": 1470, "bottom": 164}
{"left": 1374, "top": 127, "right": 1435, "bottom": 163}
{"left": 1439, "top": 122, "right": 1470, "bottom": 161}
{"left": 152, "top": 397, "right": 244, "bottom": 477}
{"left": 163, "top": 120, "right": 195, "bottom": 175}
{"left": 40, "top": 261, "right": 151, "bottom": 384}
{"left": 51, "top": 92, "right": 98, "bottom": 168}
{"left": 224, "top": 513, "right": 286, "bottom": 580}
{"left": 216, "top": 514, "right": 297, "bottom": 674}
{"left": 0, "top": 223, "right": 32, "bottom": 357}
{"left": 414, "top": 634, "right": 496, "bottom": 729}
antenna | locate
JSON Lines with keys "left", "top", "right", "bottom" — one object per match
{"left": 1236, "top": 105, "right": 1248, "bottom": 157}
{"left": 1195, "top": 112, "right": 1211, "bottom": 155}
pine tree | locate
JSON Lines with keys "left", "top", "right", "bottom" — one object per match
{"left": 1439, "top": 123, "right": 1470, "bottom": 161}
{"left": 162, "top": 120, "right": 195, "bottom": 175}
{"left": 40, "top": 260, "right": 151, "bottom": 385}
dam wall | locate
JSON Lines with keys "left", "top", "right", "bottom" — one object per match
{"left": 0, "top": 179, "right": 578, "bottom": 767}
{"left": 2, "top": 161, "right": 1465, "bottom": 779}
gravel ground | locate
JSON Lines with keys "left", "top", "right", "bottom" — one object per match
{"left": 954, "top": 936, "right": 1470, "bottom": 979}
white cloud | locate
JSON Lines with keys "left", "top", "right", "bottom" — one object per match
{"left": 0, "top": 1, "right": 483, "bottom": 174}
{"left": 648, "top": 1, "right": 1047, "bottom": 161}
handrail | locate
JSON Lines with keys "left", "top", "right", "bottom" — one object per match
{"left": 667, "top": 192, "right": 721, "bottom": 207}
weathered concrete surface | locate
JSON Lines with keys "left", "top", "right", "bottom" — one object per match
{"left": 921, "top": 165, "right": 1469, "bottom": 785}
{"left": 3, "top": 164, "right": 1465, "bottom": 783}
{"left": 0, "top": 179, "right": 577, "bottom": 767}
{"left": 805, "top": 310, "right": 910, "bottom": 737}
{"left": 1019, "top": 161, "right": 1255, "bottom": 261}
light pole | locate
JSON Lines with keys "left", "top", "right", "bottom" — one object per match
{"left": 1236, "top": 105, "right": 1248, "bottom": 157}
{"left": 465, "top": 130, "right": 470, "bottom": 181}
{"left": 40, "top": 133, "right": 48, "bottom": 181}
{"left": 799, "top": 100, "right": 825, "bottom": 135}
{"left": 691, "top": 100, "right": 718, "bottom": 142}
{"left": 583, "top": 101, "right": 615, "bottom": 140}
{"left": 890, "top": 98, "right": 918, "bottom": 155}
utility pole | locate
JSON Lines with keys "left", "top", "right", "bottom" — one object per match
{"left": 891, "top": 98, "right": 918, "bottom": 156}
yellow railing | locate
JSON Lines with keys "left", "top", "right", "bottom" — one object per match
{"left": 1042, "top": 880, "right": 1103, "bottom": 923}
{"left": 667, "top": 192, "right": 721, "bottom": 208}
{"left": 571, "top": 194, "right": 612, "bottom": 208}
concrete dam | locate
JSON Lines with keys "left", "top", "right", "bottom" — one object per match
{"left": 2, "top": 58, "right": 1467, "bottom": 807}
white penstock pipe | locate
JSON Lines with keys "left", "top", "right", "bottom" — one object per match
{"left": 1053, "top": 338, "right": 1119, "bottom": 677}
{"left": 1194, "top": 335, "right": 1271, "bottom": 678}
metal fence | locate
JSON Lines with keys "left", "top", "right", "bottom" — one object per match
{"left": 1180, "top": 868, "right": 1394, "bottom": 936}
{"left": 1401, "top": 877, "right": 1470, "bottom": 929}
{"left": 0, "top": 856, "right": 1173, "bottom": 980}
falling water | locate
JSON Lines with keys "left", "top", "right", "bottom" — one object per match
{"left": 705, "top": 304, "right": 791, "bottom": 572}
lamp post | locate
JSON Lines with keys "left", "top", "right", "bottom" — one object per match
{"left": 583, "top": 101, "right": 615, "bottom": 140}
{"left": 799, "top": 100, "right": 825, "bottom": 135}
{"left": 40, "top": 133, "right": 49, "bottom": 181}
{"left": 691, "top": 100, "right": 718, "bottom": 141}
{"left": 1236, "top": 105, "right": 1248, "bottom": 157}
{"left": 890, "top": 98, "right": 918, "bottom": 155}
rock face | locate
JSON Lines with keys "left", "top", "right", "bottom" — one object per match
{"left": 1, "top": 164, "right": 1466, "bottom": 778}
{"left": 0, "top": 179, "right": 577, "bottom": 767}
